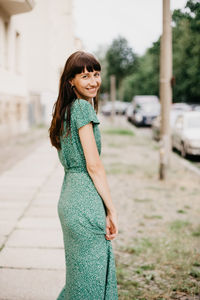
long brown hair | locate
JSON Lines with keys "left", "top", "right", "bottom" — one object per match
{"left": 49, "top": 51, "right": 101, "bottom": 150}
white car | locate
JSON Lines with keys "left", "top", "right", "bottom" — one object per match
{"left": 125, "top": 103, "right": 134, "bottom": 122}
{"left": 172, "top": 111, "right": 200, "bottom": 157}
{"left": 131, "top": 95, "right": 160, "bottom": 126}
{"left": 101, "top": 101, "right": 129, "bottom": 115}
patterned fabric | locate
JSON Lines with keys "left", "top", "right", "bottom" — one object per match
{"left": 57, "top": 99, "right": 118, "bottom": 300}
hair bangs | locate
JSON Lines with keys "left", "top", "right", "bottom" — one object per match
{"left": 69, "top": 52, "right": 101, "bottom": 78}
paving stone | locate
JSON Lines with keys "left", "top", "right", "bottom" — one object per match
{"left": 0, "top": 220, "right": 16, "bottom": 235}
{"left": 0, "top": 268, "right": 64, "bottom": 300}
{"left": 7, "top": 229, "right": 63, "bottom": 248}
{"left": 0, "top": 209, "right": 22, "bottom": 221}
{"left": 17, "top": 217, "right": 61, "bottom": 230}
{"left": 32, "top": 198, "right": 58, "bottom": 206}
{"left": 0, "top": 247, "right": 65, "bottom": 269}
{"left": 26, "top": 206, "right": 57, "bottom": 218}
{"left": 0, "top": 191, "right": 34, "bottom": 202}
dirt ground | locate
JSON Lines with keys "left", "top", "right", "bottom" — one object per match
{"left": 100, "top": 115, "right": 200, "bottom": 300}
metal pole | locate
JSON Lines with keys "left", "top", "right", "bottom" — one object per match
{"left": 110, "top": 75, "right": 116, "bottom": 122}
{"left": 159, "top": 0, "right": 173, "bottom": 180}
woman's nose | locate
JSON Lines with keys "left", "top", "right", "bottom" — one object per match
{"left": 89, "top": 76, "right": 97, "bottom": 86}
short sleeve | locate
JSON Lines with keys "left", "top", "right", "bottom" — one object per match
{"left": 74, "top": 99, "right": 100, "bottom": 129}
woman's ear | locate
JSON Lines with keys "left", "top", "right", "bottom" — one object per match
{"left": 69, "top": 79, "right": 74, "bottom": 87}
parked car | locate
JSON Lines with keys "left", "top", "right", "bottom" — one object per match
{"left": 152, "top": 104, "right": 189, "bottom": 141}
{"left": 101, "top": 101, "right": 129, "bottom": 116}
{"left": 190, "top": 104, "right": 200, "bottom": 112}
{"left": 130, "top": 95, "right": 160, "bottom": 126}
{"left": 172, "top": 111, "right": 200, "bottom": 157}
{"left": 115, "top": 101, "right": 129, "bottom": 115}
{"left": 172, "top": 103, "right": 191, "bottom": 111}
{"left": 125, "top": 103, "right": 134, "bottom": 122}
{"left": 101, "top": 102, "right": 112, "bottom": 116}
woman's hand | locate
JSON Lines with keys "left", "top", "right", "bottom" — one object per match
{"left": 105, "top": 211, "right": 118, "bottom": 240}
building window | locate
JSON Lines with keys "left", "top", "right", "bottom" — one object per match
{"left": 15, "top": 31, "right": 20, "bottom": 73}
{"left": 4, "top": 21, "right": 9, "bottom": 69}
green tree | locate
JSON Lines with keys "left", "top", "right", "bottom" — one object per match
{"left": 95, "top": 45, "right": 110, "bottom": 94}
{"left": 121, "top": 0, "right": 200, "bottom": 103}
{"left": 172, "top": 0, "right": 200, "bottom": 102}
{"left": 105, "top": 36, "right": 138, "bottom": 90}
{"left": 122, "top": 40, "right": 160, "bottom": 102}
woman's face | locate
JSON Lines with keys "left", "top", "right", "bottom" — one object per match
{"left": 70, "top": 67, "right": 101, "bottom": 101}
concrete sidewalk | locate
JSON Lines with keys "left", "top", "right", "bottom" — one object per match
{"left": 0, "top": 140, "right": 65, "bottom": 300}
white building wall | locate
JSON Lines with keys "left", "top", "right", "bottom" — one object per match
{"left": 0, "top": 8, "right": 28, "bottom": 95}
{"left": 0, "top": 6, "right": 30, "bottom": 140}
{"left": 0, "top": 0, "right": 77, "bottom": 139}
{"left": 17, "top": 0, "right": 76, "bottom": 124}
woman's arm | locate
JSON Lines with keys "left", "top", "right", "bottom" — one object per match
{"left": 78, "top": 122, "right": 116, "bottom": 215}
{"left": 78, "top": 122, "right": 118, "bottom": 240}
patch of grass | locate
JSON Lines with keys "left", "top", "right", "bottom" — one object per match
{"left": 144, "top": 215, "right": 163, "bottom": 219}
{"left": 193, "top": 262, "right": 200, "bottom": 267}
{"left": 180, "top": 186, "right": 186, "bottom": 191}
{"left": 134, "top": 198, "right": 152, "bottom": 203}
{"left": 184, "top": 205, "right": 191, "bottom": 209}
{"left": 192, "top": 225, "right": 200, "bottom": 237}
{"left": 117, "top": 234, "right": 200, "bottom": 299}
{"left": 177, "top": 209, "right": 187, "bottom": 214}
{"left": 116, "top": 262, "right": 141, "bottom": 298}
{"left": 102, "top": 128, "right": 134, "bottom": 136}
{"left": 140, "top": 264, "right": 155, "bottom": 271}
{"left": 170, "top": 220, "right": 191, "bottom": 231}
{"left": 139, "top": 222, "right": 145, "bottom": 226}
{"left": 145, "top": 186, "right": 169, "bottom": 192}
{"left": 121, "top": 246, "right": 137, "bottom": 254}
{"left": 140, "top": 237, "right": 153, "bottom": 249}
{"left": 120, "top": 237, "right": 154, "bottom": 256}
{"left": 116, "top": 264, "right": 126, "bottom": 284}
{"left": 131, "top": 237, "right": 154, "bottom": 255}
{"left": 106, "top": 162, "right": 136, "bottom": 175}
{"left": 34, "top": 123, "right": 46, "bottom": 129}
{"left": 107, "top": 142, "right": 124, "bottom": 148}
{"left": 152, "top": 144, "right": 160, "bottom": 150}
{"left": 189, "top": 268, "right": 200, "bottom": 279}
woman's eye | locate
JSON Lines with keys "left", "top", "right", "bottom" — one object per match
{"left": 95, "top": 73, "right": 100, "bottom": 77}
{"left": 82, "top": 75, "right": 88, "bottom": 79}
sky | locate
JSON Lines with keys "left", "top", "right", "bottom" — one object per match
{"left": 74, "top": 0, "right": 188, "bottom": 56}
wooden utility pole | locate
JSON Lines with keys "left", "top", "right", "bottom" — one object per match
{"left": 110, "top": 75, "right": 116, "bottom": 121}
{"left": 159, "top": 0, "right": 173, "bottom": 180}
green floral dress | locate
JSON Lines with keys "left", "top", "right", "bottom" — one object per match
{"left": 57, "top": 99, "right": 118, "bottom": 300}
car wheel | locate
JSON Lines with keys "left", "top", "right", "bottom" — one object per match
{"left": 171, "top": 138, "right": 176, "bottom": 151}
{"left": 180, "top": 142, "right": 187, "bottom": 158}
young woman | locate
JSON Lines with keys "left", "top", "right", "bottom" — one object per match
{"left": 49, "top": 51, "right": 118, "bottom": 299}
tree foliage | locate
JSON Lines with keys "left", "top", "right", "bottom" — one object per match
{"left": 122, "top": 40, "right": 160, "bottom": 102}
{"left": 172, "top": 0, "right": 200, "bottom": 102}
{"left": 103, "top": 0, "right": 199, "bottom": 103}
{"left": 105, "top": 36, "right": 138, "bottom": 89}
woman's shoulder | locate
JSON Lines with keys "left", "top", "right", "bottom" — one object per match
{"left": 72, "top": 98, "right": 96, "bottom": 115}
{"left": 73, "top": 98, "right": 93, "bottom": 109}
{"left": 71, "top": 98, "right": 100, "bottom": 128}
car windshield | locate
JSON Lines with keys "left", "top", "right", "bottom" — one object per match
{"left": 187, "top": 116, "right": 200, "bottom": 128}
{"left": 143, "top": 103, "right": 160, "bottom": 112}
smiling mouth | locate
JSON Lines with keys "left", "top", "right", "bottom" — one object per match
{"left": 86, "top": 87, "right": 97, "bottom": 91}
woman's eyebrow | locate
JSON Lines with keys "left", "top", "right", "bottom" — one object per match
{"left": 80, "top": 70, "right": 100, "bottom": 76}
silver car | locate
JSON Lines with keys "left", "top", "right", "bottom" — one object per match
{"left": 152, "top": 109, "right": 185, "bottom": 141}
{"left": 172, "top": 111, "right": 200, "bottom": 157}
